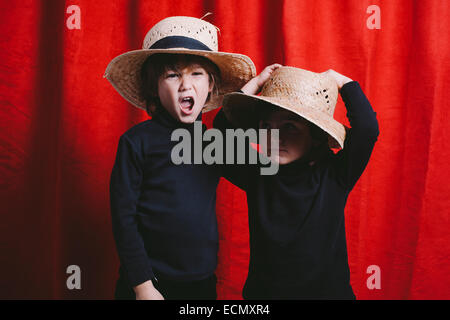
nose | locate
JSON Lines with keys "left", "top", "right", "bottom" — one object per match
{"left": 268, "top": 127, "right": 284, "bottom": 147}
{"left": 266, "top": 129, "right": 283, "bottom": 151}
{"left": 278, "top": 130, "right": 287, "bottom": 147}
{"left": 179, "top": 74, "right": 192, "bottom": 92}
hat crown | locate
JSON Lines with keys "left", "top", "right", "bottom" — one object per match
{"left": 260, "top": 67, "right": 338, "bottom": 117}
{"left": 142, "top": 16, "right": 218, "bottom": 51}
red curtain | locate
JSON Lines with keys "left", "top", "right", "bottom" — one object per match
{"left": 1, "top": 0, "right": 449, "bottom": 299}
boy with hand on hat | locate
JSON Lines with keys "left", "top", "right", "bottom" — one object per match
{"left": 214, "top": 66, "right": 379, "bottom": 299}
{"left": 105, "top": 16, "right": 255, "bottom": 300}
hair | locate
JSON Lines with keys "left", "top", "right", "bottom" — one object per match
{"left": 258, "top": 104, "right": 331, "bottom": 161}
{"left": 140, "top": 53, "right": 221, "bottom": 117}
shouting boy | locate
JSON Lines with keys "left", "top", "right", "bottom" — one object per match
{"left": 104, "top": 16, "right": 255, "bottom": 300}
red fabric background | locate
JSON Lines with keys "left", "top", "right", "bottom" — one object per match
{"left": 1, "top": 0, "right": 449, "bottom": 299}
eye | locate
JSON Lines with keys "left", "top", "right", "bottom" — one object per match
{"left": 282, "top": 122, "right": 299, "bottom": 132}
{"left": 165, "top": 72, "right": 179, "bottom": 79}
{"left": 192, "top": 70, "right": 205, "bottom": 76}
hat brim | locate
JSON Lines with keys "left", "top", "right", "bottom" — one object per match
{"left": 104, "top": 48, "right": 256, "bottom": 112}
{"left": 223, "top": 92, "right": 347, "bottom": 149}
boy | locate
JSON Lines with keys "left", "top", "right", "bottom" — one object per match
{"left": 104, "top": 16, "right": 255, "bottom": 300}
{"left": 214, "top": 66, "right": 379, "bottom": 299}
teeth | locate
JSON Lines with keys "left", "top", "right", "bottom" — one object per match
{"left": 180, "top": 97, "right": 194, "bottom": 110}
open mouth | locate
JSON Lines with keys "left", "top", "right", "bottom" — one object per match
{"left": 179, "top": 96, "right": 195, "bottom": 114}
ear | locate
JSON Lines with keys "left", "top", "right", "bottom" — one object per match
{"left": 208, "top": 77, "right": 214, "bottom": 93}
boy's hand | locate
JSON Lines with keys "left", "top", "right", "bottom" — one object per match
{"left": 241, "top": 63, "right": 282, "bottom": 95}
{"left": 322, "top": 69, "right": 353, "bottom": 90}
{"left": 134, "top": 280, "right": 165, "bottom": 300}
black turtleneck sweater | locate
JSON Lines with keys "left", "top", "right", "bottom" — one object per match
{"left": 110, "top": 108, "right": 221, "bottom": 288}
{"left": 213, "top": 81, "right": 379, "bottom": 299}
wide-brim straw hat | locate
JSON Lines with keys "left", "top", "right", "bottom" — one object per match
{"left": 104, "top": 16, "right": 256, "bottom": 112}
{"left": 223, "top": 66, "right": 347, "bottom": 149}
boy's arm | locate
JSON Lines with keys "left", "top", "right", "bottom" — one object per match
{"left": 241, "top": 64, "right": 282, "bottom": 95}
{"left": 110, "top": 135, "right": 163, "bottom": 299}
{"left": 327, "top": 70, "right": 380, "bottom": 190}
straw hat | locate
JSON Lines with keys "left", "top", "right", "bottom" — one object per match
{"left": 104, "top": 16, "right": 256, "bottom": 112}
{"left": 222, "top": 66, "right": 347, "bottom": 149}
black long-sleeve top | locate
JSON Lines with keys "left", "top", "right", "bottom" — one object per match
{"left": 213, "top": 81, "right": 379, "bottom": 299}
{"left": 110, "top": 107, "right": 221, "bottom": 288}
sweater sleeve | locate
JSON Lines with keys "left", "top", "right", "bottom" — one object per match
{"left": 213, "top": 108, "right": 253, "bottom": 191}
{"left": 110, "top": 134, "right": 154, "bottom": 287}
{"left": 333, "top": 81, "right": 379, "bottom": 190}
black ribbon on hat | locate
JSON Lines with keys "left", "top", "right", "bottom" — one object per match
{"left": 149, "top": 36, "right": 212, "bottom": 51}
